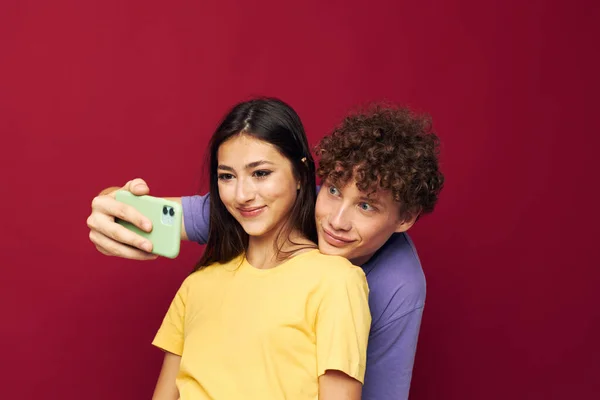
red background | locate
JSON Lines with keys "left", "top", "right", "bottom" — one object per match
{"left": 1, "top": 0, "right": 599, "bottom": 399}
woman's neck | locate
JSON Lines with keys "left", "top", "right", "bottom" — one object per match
{"left": 246, "top": 227, "right": 315, "bottom": 270}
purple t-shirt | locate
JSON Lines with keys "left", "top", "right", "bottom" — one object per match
{"left": 182, "top": 195, "right": 426, "bottom": 400}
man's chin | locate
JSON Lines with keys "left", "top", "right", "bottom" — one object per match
{"left": 318, "top": 241, "right": 352, "bottom": 258}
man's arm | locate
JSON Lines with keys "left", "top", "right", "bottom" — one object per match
{"left": 179, "top": 194, "right": 211, "bottom": 244}
{"left": 362, "top": 307, "right": 424, "bottom": 400}
{"left": 87, "top": 178, "right": 189, "bottom": 260}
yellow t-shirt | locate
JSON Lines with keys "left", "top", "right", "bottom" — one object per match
{"left": 152, "top": 249, "right": 371, "bottom": 400}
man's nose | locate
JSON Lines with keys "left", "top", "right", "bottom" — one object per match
{"left": 329, "top": 204, "right": 352, "bottom": 231}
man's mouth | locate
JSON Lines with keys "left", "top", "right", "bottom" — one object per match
{"left": 321, "top": 227, "right": 355, "bottom": 247}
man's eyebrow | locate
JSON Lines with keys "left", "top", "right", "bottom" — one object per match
{"left": 217, "top": 160, "right": 274, "bottom": 171}
{"left": 359, "top": 193, "right": 384, "bottom": 206}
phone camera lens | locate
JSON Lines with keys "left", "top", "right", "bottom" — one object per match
{"left": 163, "top": 206, "right": 168, "bottom": 215}
{"left": 169, "top": 208, "right": 175, "bottom": 217}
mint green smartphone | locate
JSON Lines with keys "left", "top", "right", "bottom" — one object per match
{"left": 115, "top": 190, "right": 182, "bottom": 259}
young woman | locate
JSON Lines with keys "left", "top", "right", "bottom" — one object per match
{"left": 151, "top": 98, "right": 371, "bottom": 400}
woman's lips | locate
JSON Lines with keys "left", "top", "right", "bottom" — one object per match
{"left": 237, "top": 206, "right": 266, "bottom": 218}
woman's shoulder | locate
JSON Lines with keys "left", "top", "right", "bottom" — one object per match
{"left": 300, "top": 251, "right": 365, "bottom": 280}
{"left": 299, "top": 252, "right": 369, "bottom": 303}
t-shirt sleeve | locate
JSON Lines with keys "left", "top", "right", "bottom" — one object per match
{"left": 316, "top": 267, "right": 371, "bottom": 383}
{"left": 363, "top": 307, "right": 424, "bottom": 400}
{"left": 152, "top": 277, "right": 191, "bottom": 356}
{"left": 181, "top": 194, "right": 211, "bottom": 244}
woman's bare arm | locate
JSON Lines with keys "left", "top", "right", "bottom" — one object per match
{"left": 152, "top": 352, "right": 182, "bottom": 400}
{"left": 319, "top": 370, "right": 362, "bottom": 400}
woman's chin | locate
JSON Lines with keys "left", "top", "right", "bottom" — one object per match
{"left": 239, "top": 222, "right": 271, "bottom": 238}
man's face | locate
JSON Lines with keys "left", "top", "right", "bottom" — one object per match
{"left": 315, "top": 178, "right": 414, "bottom": 265}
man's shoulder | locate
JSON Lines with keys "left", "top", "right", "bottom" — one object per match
{"left": 366, "top": 232, "right": 426, "bottom": 292}
{"left": 364, "top": 232, "right": 426, "bottom": 326}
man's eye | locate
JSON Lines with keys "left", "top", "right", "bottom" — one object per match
{"left": 253, "top": 170, "right": 272, "bottom": 178}
{"left": 218, "top": 173, "right": 234, "bottom": 181}
{"left": 328, "top": 185, "right": 340, "bottom": 196}
{"left": 359, "top": 202, "right": 375, "bottom": 212}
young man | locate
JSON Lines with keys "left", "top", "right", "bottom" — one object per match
{"left": 87, "top": 103, "right": 444, "bottom": 399}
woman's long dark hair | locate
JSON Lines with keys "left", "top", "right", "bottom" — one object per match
{"left": 194, "top": 98, "right": 317, "bottom": 271}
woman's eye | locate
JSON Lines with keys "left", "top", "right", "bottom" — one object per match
{"left": 328, "top": 185, "right": 340, "bottom": 196}
{"left": 218, "top": 173, "right": 234, "bottom": 181}
{"left": 253, "top": 170, "right": 272, "bottom": 178}
{"left": 359, "top": 202, "right": 375, "bottom": 212}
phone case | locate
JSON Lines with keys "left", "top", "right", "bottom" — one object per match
{"left": 115, "top": 190, "right": 182, "bottom": 259}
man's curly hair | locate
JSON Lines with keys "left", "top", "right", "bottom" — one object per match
{"left": 315, "top": 103, "right": 444, "bottom": 221}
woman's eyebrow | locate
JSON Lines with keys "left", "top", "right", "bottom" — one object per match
{"left": 245, "top": 160, "right": 274, "bottom": 169}
{"left": 218, "top": 160, "right": 275, "bottom": 171}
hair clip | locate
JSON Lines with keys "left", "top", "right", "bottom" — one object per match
{"left": 301, "top": 157, "right": 307, "bottom": 164}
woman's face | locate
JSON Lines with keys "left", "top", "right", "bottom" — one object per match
{"left": 217, "top": 134, "right": 299, "bottom": 240}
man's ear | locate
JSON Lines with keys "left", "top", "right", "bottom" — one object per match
{"left": 394, "top": 212, "right": 419, "bottom": 233}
